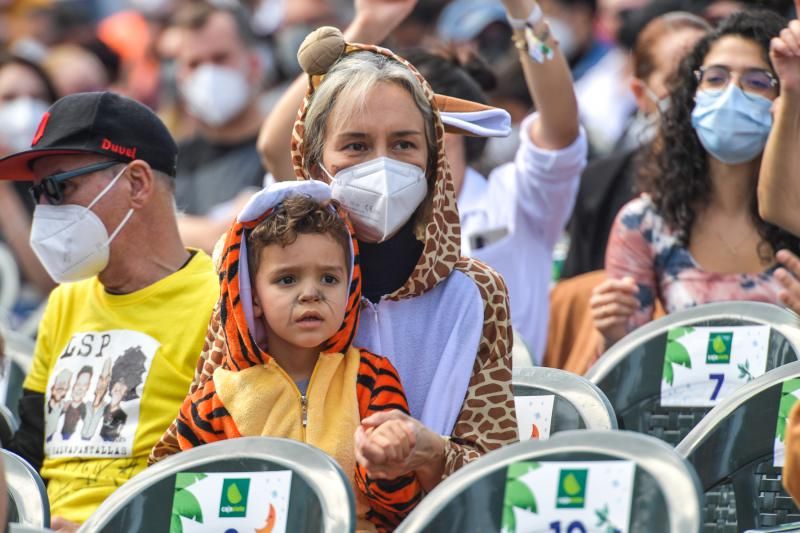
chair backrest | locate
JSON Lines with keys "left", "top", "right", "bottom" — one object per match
{"left": 79, "top": 437, "right": 355, "bottom": 533}
{"left": 586, "top": 302, "right": 800, "bottom": 446}
{"left": 0, "top": 325, "right": 34, "bottom": 422}
{"left": 2, "top": 449, "right": 49, "bottom": 528}
{"left": 511, "top": 329, "right": 535, "bottom": 369}
{"left": 741, "top": 521, "right": 800, "bottom": 532}
{"left": 676, "top": 361, "right": 800, "bottom": 532}
{"left": 0, "top": 403, "right": 18, "bottom": 446}
{"left": 0, "top": 325, "right": 34, "bottom": 374}
{"left": 512, "top": 367, "right": 617, "bottom": 441}
{"left": 0, "top": 243, "right": 20, "bottom": 314}
{"left": 396, "top": 430, "right": 703, "bottom": 533}
{"left": 8, "top": 524, "right": 54, "bottom": 533}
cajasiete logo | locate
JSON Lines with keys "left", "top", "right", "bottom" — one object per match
{"left": 706, "top": 332, "right": 733, "bottom": 364}
{"left": 556, "top": 468, "right": 588, "bottom": 509}
{"left": 219, "top": 478, "right": 250, "bottom": 518}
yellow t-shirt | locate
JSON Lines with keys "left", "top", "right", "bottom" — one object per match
{"left": 23, "top": 250, "right": 219, "bottom": 522}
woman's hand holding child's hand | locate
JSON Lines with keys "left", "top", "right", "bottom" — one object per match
{"left": 355, "top": 411, "right": 417, "bottom": 480}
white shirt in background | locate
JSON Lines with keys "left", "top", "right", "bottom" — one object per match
{"left": 458, "top": 113, "right": 588, "bottom": 363}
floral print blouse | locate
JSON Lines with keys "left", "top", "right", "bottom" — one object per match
{"left": 605, "top": 195, "right": 782, "bottom": 332}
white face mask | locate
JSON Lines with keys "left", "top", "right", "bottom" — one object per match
{"left": 30, "top": 166, "right": 134, "bottom": 284}
{"left": 547, "top": 17, "right": 579, "bottom": 61}
{"left": 644, "top": 85, "right": 670, "bottom": 114}
{"left": 179, "top": 63, "right": 251, "bottom": 126}
{"left": 0, "top": 97, "right": 49, "bottom": 153}
{"left": 323, "top": 157, "right": 428, "bottom": 243}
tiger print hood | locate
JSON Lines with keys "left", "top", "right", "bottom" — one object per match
{"left": 217, "top": 180, "right": 361, "bottom": 370}
{"left": 290, "top": 28, "right": 509, "bottom": 299}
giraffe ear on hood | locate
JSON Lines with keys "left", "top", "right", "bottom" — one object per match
{"left": 435, "top": 94, "right": 512, "bottom": 138}
{"left": 296, "top": 26, "right": 512, "bottom": 140}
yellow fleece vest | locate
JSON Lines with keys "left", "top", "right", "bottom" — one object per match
{"left": 214, "top": 346, "right": 375, "bottom": 531}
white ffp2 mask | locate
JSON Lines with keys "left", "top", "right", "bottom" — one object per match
{"left": 324, "top": 157, "right": 427, "bottom": 243}
{"left": 180, "top": 63, "right": 251, "bottom": 126}
{"left": 30, "top": 166, "right": 134, "bottom": 283}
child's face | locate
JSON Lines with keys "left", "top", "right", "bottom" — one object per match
{"left": 253, "top": 233, "right": 349, "bottom": 351}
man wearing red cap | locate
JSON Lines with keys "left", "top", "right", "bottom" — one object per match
{"left": 0, "top": 91, "right": 218, "bottom": 528}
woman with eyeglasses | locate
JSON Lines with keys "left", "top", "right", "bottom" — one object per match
{"left": 590, "top": 9, "right": 800, "bottom": 350}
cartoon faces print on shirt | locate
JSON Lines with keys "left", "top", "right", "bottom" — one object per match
{"left": 44, "top": 330, "right": 159, "bottom": 458}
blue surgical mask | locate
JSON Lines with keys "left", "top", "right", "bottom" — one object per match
{"left": 690, "top": 83, "right": 773, "bottom": 165}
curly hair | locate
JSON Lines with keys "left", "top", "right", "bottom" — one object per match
{"left": 247, "top": 195, "right": 351, "bottom": 279}
{"left": 640, "top": 9, "right": 800, "bottom": 261}
{"left": 110, "top": 346, "right": 147, "bottom": 401}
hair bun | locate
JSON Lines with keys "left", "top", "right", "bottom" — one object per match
{"left": 297, "top": 26, "right": 346, "bottom": 76}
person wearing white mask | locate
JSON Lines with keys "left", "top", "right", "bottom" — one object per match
{"left": 259, "top": 0, "right": 586, "bottom": 364}
{"left": 539, "top": 0, "right": 637, "bottom": 156}
{"left": 154, "top": 0, "right": 521, "bottom": 482}
{"left": 171, "top": 0, "right": 267, "bottom": 253}
{"left": 0, "top": 55, "right": 60, "bottom": 309}
{"left": 0, "top": 92, "right": 219, "bottom": 529}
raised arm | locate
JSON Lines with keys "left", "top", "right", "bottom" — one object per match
{"left": 502, "top": 0, "right": 579, "bottom": 150}
{"left": 257, "top": 0, "right": 418, "bottom": 180}
{"left": 758, "top": 2, "right": 800, "bottom": 234}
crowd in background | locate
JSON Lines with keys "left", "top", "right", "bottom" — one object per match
{"left": 3, "top": 0, "right": 800, "bottom": 530}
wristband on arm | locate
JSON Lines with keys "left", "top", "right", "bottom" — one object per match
{"left": 507, "top": 3, "right": 555, "bottom": 63}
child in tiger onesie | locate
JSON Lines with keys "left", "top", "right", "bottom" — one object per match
{"left": 173, "top": 180, "right": 421, "bottom": 532}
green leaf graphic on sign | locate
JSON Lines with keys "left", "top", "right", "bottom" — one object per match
{"left": 170, "top": 488, "right": 204, "bottom": 533}
{"left": 784, "top": 379, "right": 800, "bottom": 397}
{"left": 174, "top": 472, "right": 207, "bottom": 491}
{"left": 169, "top": 473, "right": 208, "bottom": 533}
{"left": 777, "top": 379, "right": 800, "bottom": 442}
{"left": 227, "top": 482, "right": 243, "bottom": 504}
{"left": 712, "top": 335, "right": 727, "bottom": 354}
{"left": 562, "top": 473, "right": 582, "bottom": 496}
{"left": 663, "top": 327, "right": 694, "bottom": 386}
{"left": 738, "top": 360, "right": 754, "bottom": 382}
{"left": 595, "top": 504, "right": 622, "bottom": 533}
{"left": 507, "top": 461, "right": 539, "bottom": 480}
{"left": 502, "top": 462, "right": 539, "bottom": 532}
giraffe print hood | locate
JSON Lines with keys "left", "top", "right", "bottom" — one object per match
{"left": 290, "top": 27, "right": 510, "bottom": 300}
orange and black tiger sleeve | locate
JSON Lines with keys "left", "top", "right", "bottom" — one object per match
{"left": 354, "top": 351, "right": 423, "bottom": 532}
{"left": 175, "top": 377, "right": 242, "bottom": 451}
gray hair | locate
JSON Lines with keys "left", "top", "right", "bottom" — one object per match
{"left": 303, "top": 51, "right": 438, "bottom": 178}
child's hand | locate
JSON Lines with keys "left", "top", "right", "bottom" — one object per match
{"left": 355, "top": 410, "right": 417, "bottom": 479}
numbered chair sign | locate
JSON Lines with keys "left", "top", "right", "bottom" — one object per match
{"left": 773, "top": 378, "right": 800, "bottom": 467}
{"left": 501, "top": 460, "right": 635, "bottom": 533}
{"left": 170, "top": 470, "right": 292, "bottom": 533}
{"left": 515, "top": 395, "right": 555, "bottom": 441}
{"left": 660, "top": 326, "right": 770, "bottom": 407}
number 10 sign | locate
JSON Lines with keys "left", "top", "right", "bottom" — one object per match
{"left": 660, "top": 326, "right": 769, "bottom": 407}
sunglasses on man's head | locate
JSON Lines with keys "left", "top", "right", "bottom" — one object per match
{"left": 29, "top": 160, "right": 121, "bottom": 205}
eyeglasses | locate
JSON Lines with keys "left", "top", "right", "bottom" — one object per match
{"left": 29, "top": 160, "right": 120, "bottom": 205}
{"left": 694, "top": 65, "right": 779, "bottom": 98}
